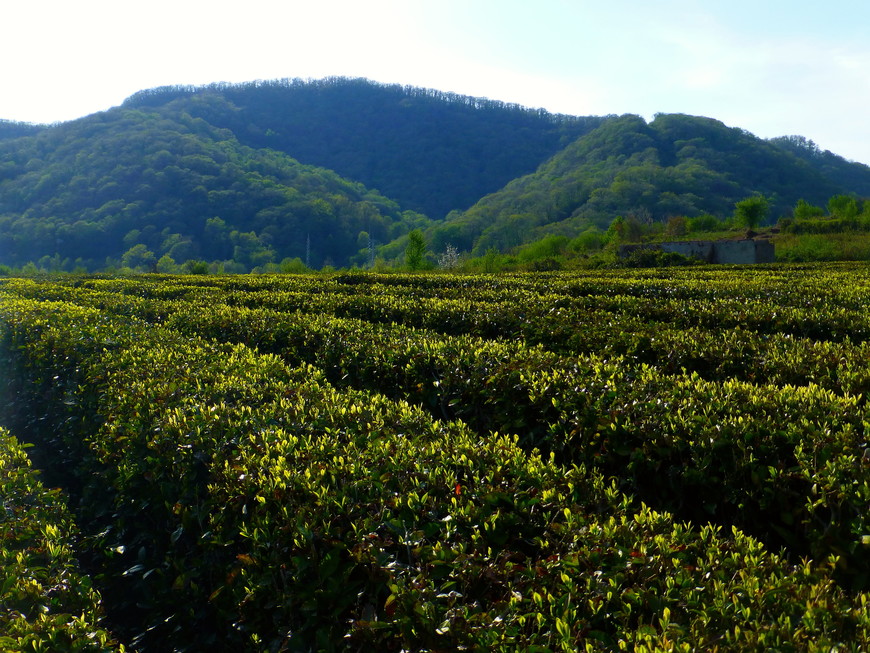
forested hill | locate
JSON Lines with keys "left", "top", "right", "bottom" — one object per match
{"left": 122, "top": 78, "right": 603, "bottom": 220}
{"left": 0, "top": 105, "right": 417, "bottom": 270}
{"left": 1, "top": 77, "right": 870, "bottom": 271}
{"left": 768, "top": 134, "right": 870, "bottom": 195}
{"left": 429, "top": 113, "right": 870, "bottom": 254}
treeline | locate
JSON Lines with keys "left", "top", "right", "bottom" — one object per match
{"left": 769, "top": 134, "right": 870, "bottom": 191}
{"left": 124, "top": 76, "right": 584, "bottom": 121}
{"left": 0, "top": 119, "right": 46, "bottom": 141}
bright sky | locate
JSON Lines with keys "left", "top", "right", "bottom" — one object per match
{"left": 3, "top": 0, "right": 869, "bottom": 165}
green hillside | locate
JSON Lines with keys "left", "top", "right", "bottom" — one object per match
{"left": 2, "top": 78, "right": 870, "bottom": 270}
{"left": 122, "top": 77, "right": 603, "bottom": 220}
{"left": 0, "top": 104, "right": 419, "bottom": 270}
{"left": 431, "top": 113, "right": 870, "bottom": 254}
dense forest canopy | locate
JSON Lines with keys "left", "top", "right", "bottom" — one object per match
{"left": 431, "top": 113, "right": 869, "bottom": 254}
{"left": 123, "top": 77, "right": 605, "bottom": 220}
{"left": 0, "top": 103, "right": 418, "bottom": 270}
{"left": 0, "top": 120, "right": 46, "bottom": 141}
{"left": 1, "top": 77, "right": 869, "bottom": 270}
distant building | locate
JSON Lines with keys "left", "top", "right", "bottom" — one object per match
{"left": 619, "top": 239, "right": 775, "bottom": 264}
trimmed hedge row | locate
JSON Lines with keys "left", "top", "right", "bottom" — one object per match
{"left": 0, "top": 426, "right": 122, "bottom": 652}
{"left": 126, "top": 299, "right": 870, "bottom": 589}
{"left": 8, "top": 277, "right": 870, "bottom": 397}
{"left": 3, "top": 295, "right": 870, "bottom": 650}
{"left": 4, "top": 278, "right": 870, "bottom": 590}
{"left": 58, "top": 263, "right": 870, "bottom": 308}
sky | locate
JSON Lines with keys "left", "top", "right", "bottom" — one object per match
{"left": 3, "top": 0, "right": 869, "bottom": 165}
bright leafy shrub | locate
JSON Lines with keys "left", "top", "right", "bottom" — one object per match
{"left": 3, "top": 267, "right": 870, "bottom": 650}
{"left": 0, "top": 427, "right": 122, "bottom": 652}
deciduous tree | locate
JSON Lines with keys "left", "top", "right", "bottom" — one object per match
{"left": 734, "top": 195, "right": 769, "bottom": 229}
{"left": 405, "top": 229, "right": 427, "bottom": 270}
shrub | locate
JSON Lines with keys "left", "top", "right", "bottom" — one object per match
{"left": 0, "top": 427, "right": 123, "bottom": 651}
{"left": 618, "top": 248, "right": 699, "bottom": 268}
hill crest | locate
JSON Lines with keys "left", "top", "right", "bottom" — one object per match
{"left": 1, "top": 77, "right": 869, "bottom": 270}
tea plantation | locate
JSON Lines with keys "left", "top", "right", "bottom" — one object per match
{"left": 2, "top": 264, "right": 870, "bottom": 651}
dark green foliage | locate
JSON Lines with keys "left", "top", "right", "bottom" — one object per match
{"left": 123, "top": 78, "right": 603, "bottom": 220}
{"left": 618, "top": 248, "right": 699, "bottom": 268}
{"left": 0, "top": 427, "right": 122, "bottom": 651}
{"left": 0, "top": 102, "right": 414, "bottom": 270}
{"left": 4, "top": 276, "right": 870, "bottom": 650}
{"left": 435, "top": 113, "right": 870, "bottom": 254}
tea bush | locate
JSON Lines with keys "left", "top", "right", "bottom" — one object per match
{"left": 4, "top": 267, "right": 870, "bottom": 650}
{"left": 0, "top": 427, "right": 122, "bottom": 652}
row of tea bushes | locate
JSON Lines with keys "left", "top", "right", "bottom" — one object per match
{"left": 222, "top": 284, "right": 870, "bottom": 347}
{"left": 0, "top": 426, "right": 122, "bottom": 652}
{"left": 205, "top": 268, "right": 870, "bottom": 343}
{"left": 4, "top": 279, "right": 870, "bottom": 588}
{"left": 65, "top": 263, "right": 870, "bottom": 308}
{"left": 27, "top": 262, "right": 870, "bottom": 316}
{"left": 7, "top": 277, "right": 870, "bottom": 397}
{"left": 117, "top": 298, "right": 870, "bottom": 590}
{"left": 3, "top": 294, "right": 870, "bottom": 650}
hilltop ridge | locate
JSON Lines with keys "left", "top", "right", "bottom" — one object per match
{"left": 1, "top": 77, "right": 868, "bottom": 270}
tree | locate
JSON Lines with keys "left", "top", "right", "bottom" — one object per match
{"left": 278, "top": 257, "right": 310, "bottom": 274}
{"left": 230, "top": 230, "right": 275, "bottom": 270}
{"left": 734, "top": 195, "right": 769, "bottom": 229}
{"left": 121, "top": 244, "right": 157, "bottom": 271}
{"left": 827, "top": 194, "right": 858, "bottom": 219}
{"left": 438, "top": 244, "right": 460, "bottom": 270}
{"left": 793, "top": 199, "right": 824, "bottom": 220}
{"left": 185, "top": 259, "right": 210, "bottom": 274}
{"left": 156, "top": 254, "right": 179, "bottom": 273}
{"left": 404, "top": 229, "right": 427, "bottom": 270}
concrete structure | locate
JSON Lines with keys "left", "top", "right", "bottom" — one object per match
{"left": 619, "top": 239, "right": 775, "bottom": 264}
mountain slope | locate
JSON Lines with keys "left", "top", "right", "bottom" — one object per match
{"left": 429, "top": 113, "right": 870, "bottom": 254}
{"left": 2, "top": 78, "right": 870, "bottom": 270}
{"left": 0, "top": 105, "right": 415, "bottom": 270}
{"left": 122, "top": 77, "right": 606, "bottom": 219}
